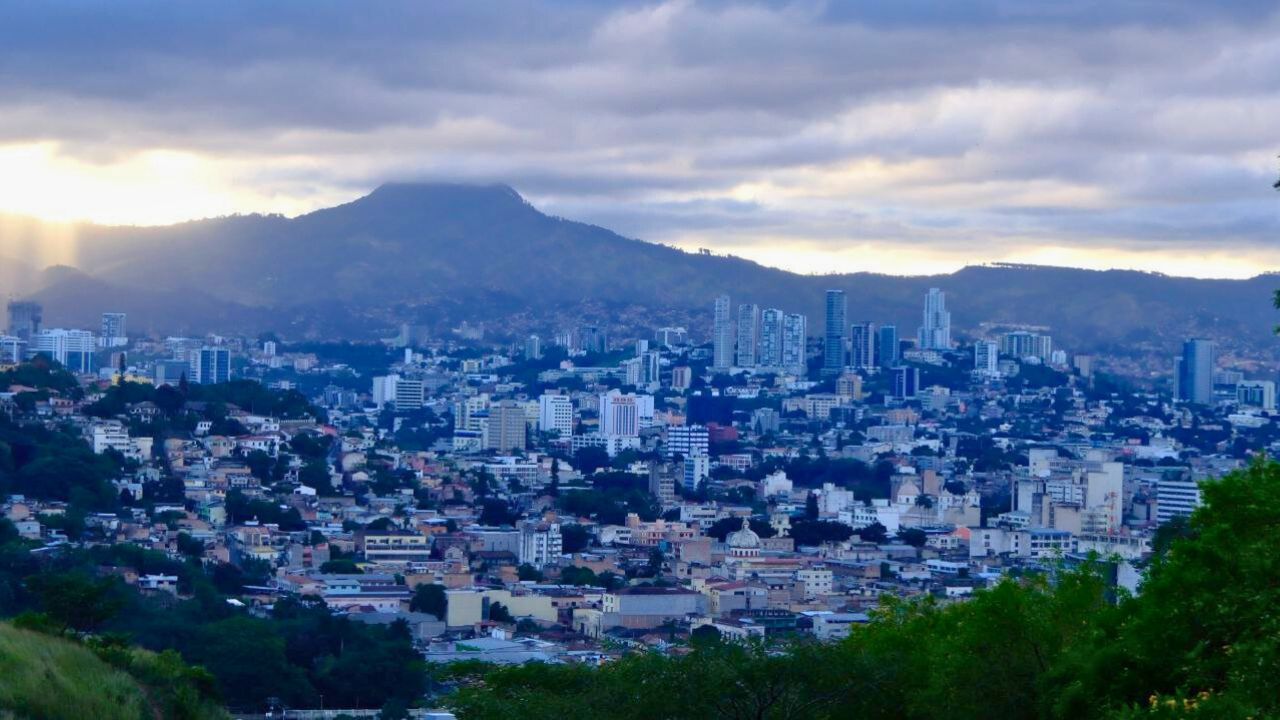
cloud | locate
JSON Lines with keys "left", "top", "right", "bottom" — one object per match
{"left": 0, "top": 0, "right": 1278, "bottom": 276}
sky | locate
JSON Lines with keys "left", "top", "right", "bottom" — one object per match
{"left": 1, "top": 0, "right": 1279, "bottom": 278}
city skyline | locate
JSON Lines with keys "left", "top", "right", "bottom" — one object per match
{"left": 1, "top": 2, "right": 1279, "bottom": 279}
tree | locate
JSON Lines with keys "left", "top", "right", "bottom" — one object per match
{"left": 898, "top": 528, "right": 927, "bottom": 547}
{"left": 805, "top": 492, "right": 820, "bottom": 520}
{"left": 573, "top": 446, "right": 610, "bottom": 476}
{"left": 28, "top": 573, "right": 123, "bottom": 632}
{"left": 488, "top": 601, "right": 514, "bottom": 623}
{"left": 789, "top": 520, "right": 855, "bottom": 546}
{"left": 856, "top": 522, "right": 888, "bottom": 544}
{"left": 560, "top": 523, "right": 591, "bottom": 554}
{"left": 517, "top": 564, "right": 544, "bottom": 582}
{"left": 409, "top": 583, "right": 447, "bottom": 620}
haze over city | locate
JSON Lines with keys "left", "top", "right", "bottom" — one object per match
{"left": 2, "top": 0, "right": 1279, "bottom": 277}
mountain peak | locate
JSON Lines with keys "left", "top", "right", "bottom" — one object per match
{"left": 363, "top": 180, "right": 528, "bottom": 207}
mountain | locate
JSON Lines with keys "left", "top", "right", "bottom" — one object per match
{"left": 0, "top": 182, "right": 1276, "bottom": 355}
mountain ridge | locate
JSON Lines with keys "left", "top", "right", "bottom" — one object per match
{"left": 0, "top": 182, "right": 1275, "bottom": 356}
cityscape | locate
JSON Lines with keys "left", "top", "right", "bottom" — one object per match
{"left": 2, "top": 2, "right": 1280, "bottom": 720}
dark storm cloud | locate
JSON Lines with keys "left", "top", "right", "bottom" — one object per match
{"left": 1, "top": 0, "right": 1278, "bottom": 269}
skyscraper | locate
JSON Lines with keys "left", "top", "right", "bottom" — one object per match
{"left": 1177, "top": 338, "right": 1214, "bottom": 405}
{"left": 781, "top": 313, "right": 808, "bottom": 376}
{"left": 893, "top": 366, "right": 920, "bottom": 400}
{"left": 524, "top": 334, "right": 542, "bottom": 360}
{"left": 190, "top": 346, "right": 231, "bottom": 384}
{"left": 823, "top": 290, "right": 847, "bottom": 372}
{"left": 6, "top": 301, "right": 41, "bottom": 342}
{"left": 917, "top": 288, "right": 952, "bottom": 350}
{"left": 849, "top": 321, "right": 877, "bottom": 369}
{"left": 877, "top": 324, "right": 899, "bottom": 368}
{"left": 974, "top": 341, "right": 1000, "bottom": 377}
{"left": 758, "top": 308, "right": 784, "bottom": 367}
{"left": 712, "top": 295, "right": 734, "bottom": 370}
{"left": 100, "top": 312, "right": 127, "bottom": 348}
{"left": 28, "top": 328, "right": 95, "bottom": 373}
{"left": 735, "top": 303, "right": 759, "bottom": 367}
{"left": 487, "top": 400, "right": 528, "bottom": 453}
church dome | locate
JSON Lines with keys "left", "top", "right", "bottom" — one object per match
{"left": 727, "top": 518, "right": 761, "bottom": 549}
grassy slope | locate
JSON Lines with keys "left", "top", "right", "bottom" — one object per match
{"left": 0, "top": 623, "right": 150, "bottom": 720}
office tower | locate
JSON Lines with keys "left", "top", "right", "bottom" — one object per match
{"left": 974, "top": 341, "right": 999, "bottom": 376}
{"left": 736, "top": 303, "right": 760, "bottom": 367}
{"left": 570, "top": 324, "right": 607, "bottom": 354}
{"left": 1000, "top": 331, "right": 1053, "bottom": 362}
{"left": 671, "top": 365, "right": 693, "bottom": 391}
{"left": 664, "top": 424, "right": 709, "bottom": 459}
{"left": 1176, "top": 339, "right": 1214, "bottom": 404}
{"left": 683, "top": 454, "right": 710, "bottom": 492}
{"left": 538, "top": 393, "right": 574, "bottom": 437}
{"left": 28, "top": 328, "right": 96, "bottom": 373}
{"left": 917, "top": 288, "right": 952, "bottom": 350}
{"left": 0, "top": 335, "right": 26, "bottom": 364}
{"left": 641, "top": 350, "right": 661, "bottom": 386}
{"left": 153, "top": 359, "right": 189, "bottom": 387}
{"left": 849, "top": 322, "right": 877, "bottom": 369}
{"left": 781, "top": 313, "right": 808, "bottom": 375}
{"left": 655, "top": 326, "right": 688, "bottom": 348}
{"left": 1156, "top": 476, "right": 1202, "bottom": 525}
{"left": 823, "top": 290, "right": 847, "bottom": 371}
{"left": 648, "top": 462, "right": 676, "bottom": 505}
{"left": 6, "top": 301, "right": 41, "bottom": 342}
{"left": 1237, "top": 380, "right": 1277, "bottom": 412}
{"left": 487, "top": 400, "right": 528, "bottom": 452}
{"left": 892, "top": 366, "right": 920, "bottom": 400}
{"left": 525, "top": 334, "right": 543, "bottom": 360}
{"left": 190, "top": 346, "right": 231, "bottom": 384}
{"left": 622, "top": 357, "right": 643, "bottom": 386}
{"left": 372, "top": 375, "right": 400, "bottom": 409}
{"left": 758, "top": 308, "right": 784, "bottom": 367}
{"left": 836, "top": 372, "right": 863, "bottom": 401}
{"left": 877, "top": 324, "right": 899, "bottom": 368}
{"left": 712, "top": 295, "right": 734, "bottom": 370}
{"left": 392, "top": 379, "right": 424, "bottom": 410}
{"left": 599, "top": 390, "right": 640, "bottom": 438}
{"left": 98, "top": 312, "right": 127, "bottom": 348}
{"left": 752, "top": 407, "right": 781, "bottom": 434}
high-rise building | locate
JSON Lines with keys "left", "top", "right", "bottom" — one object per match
{"left": 599, "top": 390, "right": 640, "bottom": 439}
{"left": 648, "top": 462, "right": 676, "bottom": 505}
{"left": 877, "top": 324, "right": 899, "bottom": 369}
{"left": 0, "top": 336, "right": 26, "bottom": 364}
{"left": 712, "top": 295, "right": 734, "bottom": 370}
{"left": 758, "top": 308, "right": 784, "bottom": 367}
{"left": 99, "top": 313, "right": 127, "bottom": 348}
{"left": 538, "top": 393, "right": 574, "bottom": 437}
{"left": 655, "top": 327, "right": 688, "bottom": 348}
{"left": 1237, "top": 380, "right": 1277, "bottom": 412}
{"left": 394, "top": 379, "right": 425, "bottom": 410}
{"left": 917, "top": 288, "right": 952, "bottom": 350}
{"left": 641, "top": 350, "right": 661, "bottom": 387}
{"left": 823, "top": 290, "right": 847, "bottom": 372}
{"left": 664, "top": 424, "right": 709, "bottom": 459}
{"left": 1156, "top": 476, "right": 1202, "bottom": 525}
{"left": 671, "top": 366, "right": 693, "bottom": 391}
{"left": 892, "top": 366, "right": 920, "bottom": 400}
{"left": 735, "top": 303, "right": 760, "bottom": 367}
{"left": 28, "top": 328, "right": 95, "bottom": 373}
{"left": 849, "top": 322, "right": 877, "bottom": 370}
{"left": 190, "top": 346, "right": 231, "bottom": 384}
{"left": 487, "top": 400, "right": 528, "bottom": 452}
{"left": 572, "top": 325, "right": 608, "bottom": 354}
{"left": 1176, "top": 339, "right": 1214, "bottom": 405}
{"left": 1000, "top": 331, "right": 1053, "bottom": 362}
{"left": 974, "top": 341, "right": 1000, "bottom": 377}
{"left": 6, "top": 301, "right": 41, "bottom": 342}
{"left": 525, "top": 334, "right": 543, "bottom": 360}
{"left": 782, "top": 313, "right": 808, "bottom": 375}
{"left": 683, "top": 454, "right": 710, "bottom": 493}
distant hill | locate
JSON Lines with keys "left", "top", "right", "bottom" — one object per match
{"left": 0, "top": 182, "right": 1276, "bottom": 355}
